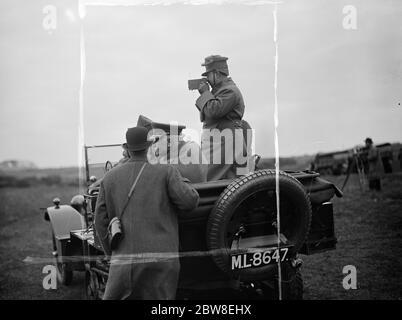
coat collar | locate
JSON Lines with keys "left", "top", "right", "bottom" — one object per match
{"left": 128, "top": 153, "right": 148, "bottom": 162}
{"left": 212, "top": 77, "right": 233, "bottom": 93}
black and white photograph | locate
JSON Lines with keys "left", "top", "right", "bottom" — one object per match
{"left": 0, "top": 0, "right": 401, "bottom": 305}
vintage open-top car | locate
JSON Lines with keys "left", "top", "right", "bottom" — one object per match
{"left": 43, "top": 137, "right": 342, "bottom": 300}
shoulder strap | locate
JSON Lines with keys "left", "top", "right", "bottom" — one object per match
{"left": 119, "top": 162, "right": 147, "bottom": 219}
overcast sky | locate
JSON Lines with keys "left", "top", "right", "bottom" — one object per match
{"left": 0, "top": 0, "right": 401, "bottom": 167}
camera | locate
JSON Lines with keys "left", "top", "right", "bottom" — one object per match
{"left": 188, "top": 78, "right": 208, "bottom": 91}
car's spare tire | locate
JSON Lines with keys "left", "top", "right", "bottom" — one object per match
{"left": 206, "top": 170, "right": 312, "bottom": 280}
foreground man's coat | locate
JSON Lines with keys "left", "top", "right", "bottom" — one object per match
{"left": 94, "top": 156, "right": 199, "bottom": 300}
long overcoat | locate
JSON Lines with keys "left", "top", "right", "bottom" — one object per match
{"left": 366, "top": 146, "right": 383, "bottom": 180}
{"left": 94, "top": 155, "right": 199, "bottom": 300}
{"left": 196, "top": 77, "right": 253, "bottom": 180}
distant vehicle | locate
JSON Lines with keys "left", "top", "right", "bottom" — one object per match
{"left": 313, "top": 142, "right": 401, "bottom": 175}
{"left": 312, "top": 150, "right": 351, "bottom": 176}
{"left": 43, "top": 137, "right": 342, "bottom": 300}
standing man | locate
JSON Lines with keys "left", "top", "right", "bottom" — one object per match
{"left": 399, "top": 147, "right": 402, "bottom": 170}
{"left": 94, "top": 126, "right": 199, "bottom": 300}
{"left": 364, "top": 137, "right": 383, "bottom": 191}
{"left": 195, "top": 55, "right": 253, "bottom": 181}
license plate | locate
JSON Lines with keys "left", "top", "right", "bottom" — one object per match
{"left": 231, "top": 247, "right": 292, "bottom": 270}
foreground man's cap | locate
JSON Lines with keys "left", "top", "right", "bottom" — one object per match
{"left": 201, "top": 55, "right": 229, "bottom": 76}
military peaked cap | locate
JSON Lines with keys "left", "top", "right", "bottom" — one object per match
{"left": 136, "top": 115, "right": 186, "bottom": 135}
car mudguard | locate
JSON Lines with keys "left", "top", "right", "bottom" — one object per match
{"left": 46, "top": 205, "right": 86, "bottom": 240}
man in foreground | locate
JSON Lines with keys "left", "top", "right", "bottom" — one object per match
{"left": 94, "top": 126, "right": 199, "bottom": 300}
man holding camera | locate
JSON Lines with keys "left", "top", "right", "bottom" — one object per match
{"left": 195, "top": 55, "right": 253, "bottom": 181}
{"left": 94, "top": 126, "right": 199, "bottom": 300}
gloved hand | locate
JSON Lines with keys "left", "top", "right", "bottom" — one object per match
{"left": 198, "top": 81, "right": 210, "bottom": 94}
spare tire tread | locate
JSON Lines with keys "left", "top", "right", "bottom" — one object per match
{"left": 207, "top": 170, "right": 312, "bottom": 279}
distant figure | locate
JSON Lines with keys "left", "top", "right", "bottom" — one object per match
{"left": 365, "top": 137, "right": 383, "bottom": 191}
{"left": 399, "top": 148, "right": 402, "bottom": 170}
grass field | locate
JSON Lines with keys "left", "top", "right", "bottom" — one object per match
{"left": 0, "top": 173, "right": 401, "bottom": 300}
